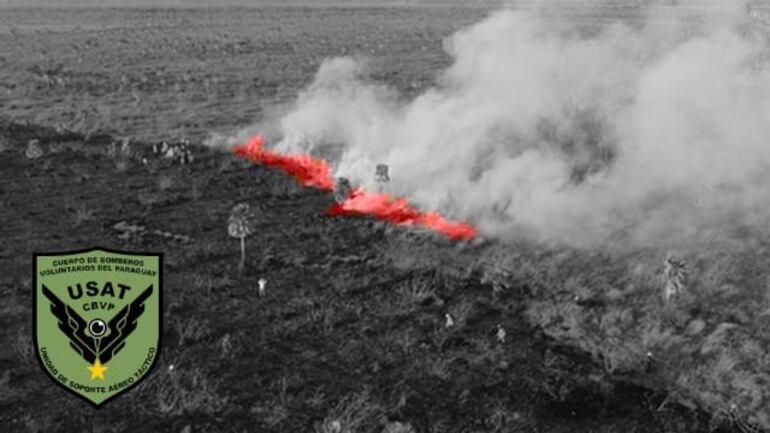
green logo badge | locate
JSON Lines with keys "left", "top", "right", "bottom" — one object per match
{"left": 33, "top": 248, "right": 162, "bottom": 406}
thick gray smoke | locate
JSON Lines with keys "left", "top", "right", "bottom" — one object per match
{"left": 257, "top": 1, "right": 770, "bottom": 248}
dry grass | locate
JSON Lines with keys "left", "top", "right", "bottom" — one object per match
{"left": 314, "top": 390, "right": 385, "bottom": 433}
{"left": 153, "top": 365, "right": 228, "bottom": 416}
{"left": 70, "top": 202, "right": 96, "bottom": 227}
{"left": 157, "top": 174, "right": 175, "bottom": 191}
{"left": 171, "top": 317, "right": 210, "bottom": 346}
{"left": 0, "top": 135, "right": 10, "bottom": 153}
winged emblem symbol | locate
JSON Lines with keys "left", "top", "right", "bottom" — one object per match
{"left": 41, "top": 284, "right": 153, "bottom": 366}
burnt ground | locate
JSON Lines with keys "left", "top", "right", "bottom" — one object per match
{"left": 0, "top": 120, "right": 737, "bottom": 433}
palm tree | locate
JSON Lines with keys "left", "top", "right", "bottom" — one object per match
{"left": 228, "top": 203, "right": 255, "bottom": 271}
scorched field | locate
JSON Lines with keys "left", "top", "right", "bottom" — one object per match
{"left": 1, "top": 2, "right": 769, "bottom": 433}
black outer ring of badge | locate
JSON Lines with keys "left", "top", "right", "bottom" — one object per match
{"left": 32, "top": 246, "right": 163, "bottom": 408}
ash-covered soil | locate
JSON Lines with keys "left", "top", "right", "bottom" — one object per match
{"left": 0, "top": 121, "right": 725, "bottom": 432}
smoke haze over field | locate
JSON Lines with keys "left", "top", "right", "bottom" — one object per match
{"left": 244, "top": 1, "right": 770, "bottom": 248}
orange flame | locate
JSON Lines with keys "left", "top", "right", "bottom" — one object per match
{"left": 233, "top": 135, "right": 477, "bottom": 241}
{"left": 327, "top": 189, "right": 477, "bottom": 241}
{"left": 233, "top": 135, "right": 334, "bottom": 190}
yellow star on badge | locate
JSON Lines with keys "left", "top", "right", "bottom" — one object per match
{"left": 87, "top": 359, "right": 108, "bottom": 380}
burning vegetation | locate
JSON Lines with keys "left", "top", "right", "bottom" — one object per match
{"left": 233, "top": 135, "right": 477, "bottom": 241}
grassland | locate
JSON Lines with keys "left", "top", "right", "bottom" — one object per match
{"left": 0, "top": 4, "right": 768, "bottom": 433}
{"left": 0, "top": 118, "right": 720, "bottom": 433}
{"left": 0, "top": 6, "right": 488, "bottom": 141}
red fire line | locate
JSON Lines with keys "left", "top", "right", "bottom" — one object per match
{"left": 233, "top": 135, "right": 335, "bottom": 191}
{"left": 233, "top": 135, "right": 477, "bottom": 241}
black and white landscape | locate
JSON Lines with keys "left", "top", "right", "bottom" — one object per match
{"left": 1, "top": 1, "right": 770, "bottom": 432}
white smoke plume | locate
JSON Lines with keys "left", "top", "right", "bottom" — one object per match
{"left": 258, "top": 1, "right": 770, "bottom": 248}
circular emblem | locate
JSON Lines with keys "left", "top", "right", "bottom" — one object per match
{"left": 88, "top": 319, "right": 107, "bottom": 337}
